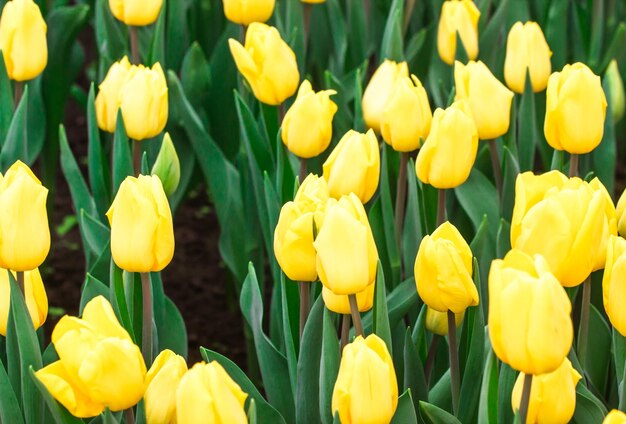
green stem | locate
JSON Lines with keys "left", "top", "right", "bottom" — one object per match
{"left": 124, "top": 408, "right": 135, "bottom": 424}
{"left": 569, "top": 153, "right": 579, "bottom": 177}
{"left": 299, "top": 281, "right": 310, "bottom": 340}
{"left": 488, "top": 140, "right": 503, "bottom": 203}
{"left": 14, "top": 81, "right": 23, "bottom": 109}
{"left": 447, "top": 310, "right": 460, "bottom": 416}
{"left": 141, "top": 272, "right": 153, "bottom": 366}
{"left": 577, "top": 277, "right": 591, "bottom": 367}
{"left": 394, "top": 153, "right": 408, "bottom": 255}
{"left": 129, "top": 26, "right": 140, "bottom": 64}
{"left": 16, "top": 271, "right": 24, "bottom": 297}
{"left": 299, "top": 158, "right": 307, "bottom": 184}
{"left": 348, "top": 294, "right": 364, "bottom": 337}
{"left": 133, "top": 140, "right": 142, "bottom": 176}
{"left": 340, "top": 314, "right": 350, "bottom": 352}
{"left": 519, "top": 374, "right": 533, "bottom": 424}
{"left": 437, "top": 189, "right": 446, "bottom": 227}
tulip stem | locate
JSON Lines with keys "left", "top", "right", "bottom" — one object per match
{"left": 124, "top": 407, "right": 135, "bottom": 424}
{"left": 437, "top": 189, "right": 446, "bottom": 227}
{"left": 519, "top": 374, "right": 533, "bottom": 424}
{"left": 141, "top": 272, "right": 153, "bottom": 365}
{"left": 394, "top": 152, "right": 408, "bottom": 265}
{"left": 133, "top": 140, "right": 142, "bottom": 176}
{"left": 14, "top": 81, "right": 23, "bottom": 108}
{"left": 488, "top": 140, "right": 503, "bottom": 203}
{"left": 569, "top": 153, "right": 579, "bottom": 177}
{"left": 129, "top": 26, "right": 140, "bottom": 64}
{"left": 340, "top": 314, "right": 350, "bottom": 351}
{"left": 424, "top": 334, "right": 440, "bottom": 385}
{"left": 303, "top": 3, "right": 312, "bottom": 47}
{"left": 299, "top": 159, "right": 307, "bottom": 184}
{"left": 349, "top": 294, "right": 364, "bottom": 337}
{"left": 299, "top": 281, "right": 310, "bottom": 340}
{"left": 447, "top": 310, "right": 460, "bottom": 416}
{"left": 577, "top": 277, "right": 591, "bottom": 368}
{"left": 16, "top": 271, "right": 24, "bottom": 296}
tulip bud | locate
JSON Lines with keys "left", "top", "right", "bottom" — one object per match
{"left": 323, "top": 129, "right": 380, "bottom": 203}
{"left": 605, "top": 60, "right": 625, "bottom": 123}
{"left": 0, "top": 0, "right": 47, "bottom": 81}
{"left": 36, "top": 296, "right": 146, "bottom": 417}
{"left": 488, "top": 250, "right": 573, "bottom": 375}
{"left": 223, "top": 0, "right": 275, "bottom": 25}
{"left": 602, "top": 235, "right": 626, "bottom": 337}
{"left": 604, "top": 410, "right": 626, "bottom": 424}
{"left": 332, "top": 335, "right": 398, "bottom": 424}
{"left": 107, "top": 175, "right": 175, "bottom": 273}
{"left": 616, "top": 189, "right": 626, "bottom": 238}
{"left": 414, "top": 221, "right": 478, "bottom": 313}
{"left": 504, "top": 22, "right": 552, "bottom": 94}
{"left": 455, "top": 60, "right": 514, "bottom": 139}
{"left": 95, "top": 56, "right": 133, "bottom": 133}
{"left": 151, "top": 133, "right": 181, "bottom": 197}
{"left": 415, "top": 99, "right": 478, "bottom": 189}
{"left": 380, "top": 75, "right": 432, "bottom": 152}
{"left": 511, "top": 171, "right": 616, "bottom": 287}
{"left": 544, "top": 62, "right": 607, "bottom": 154}
{"left": 0, "top": 161, "right": 50, "bottom": 271}
{"left": 274, "top": 174, "right": 328, "bottom": 282}
{"left": 362, "top": 60, "right": 409, "bottom": 133}
{"left": 0, "top": 268, "right": 47, "bottom": 336}
{"left": 144, "top": 349, "right": 188, "bottom": 424}
{"left": 176, "top": 361, "right": 248, "bottom": 423}
{"left": 511, "top": 359, "right": 581, "bottom": 424}
{"left": 322, "top": 282, "right": 375, "bottom": 315}
{"left": 109, "top": 0, "right": 163, "bottom": 26}
{"left": 437, "top": 0, "right": 480, "bottom": 65}
{"left": 281, "top": 80, "right": 338, "bottom": 158}
{"left": 425, "top": 307, "right": 464, "bottom": 336}
{"left": 229, "top": 23, "right": 299, "bottom": 105}
{"left": 314, "top": 194, "right": 378, "bottom": 295}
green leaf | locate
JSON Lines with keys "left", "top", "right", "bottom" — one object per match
{"left": 373, "top": 261, "right": 393, "bottom": 352}
{"left": 478, "top": 343, "right": 499, "bottom": 424}
{"left": 572, "top": 389, "right": 608, "bottom": 423}
{"left": 544, "top": 0, "right": 569, "bottom": 69}
{"left": 296, "top": 296, "right": 324, "bottom": 424}
{"left": 592, "top": 76, "right": 617, "bottom": 195}
{"left": 380, "top": 0, "right": 405, "bottom": 61}
{"left": 326, "top": 0, "right": 348, "bottom": 70}
{"left": 613, "top": 328, "right": 626, "bottom": 386}
{"left": 112, "top": 112, "right": 133, "bottom": 194}
{"left": 518, "top": 73, "right": 538, "bottom": 172}
{"left": 403, "top": 161, "right": 423, "bottom": 270}
{"left": 379, "top": 144, "right": 401, "bottom": 286}
{"left": 29, "top": 367, "right": 83, "bottom": 424}
{"left": 585, "top": 305, "right": 611, "bottom": 393}
{"left": 200, "top": 348, "right": 286, "bottom": 424}
{"left": 94, "top": 0, "right": 126, "bottom": 66}
{"left": 148, "top": 0, "right": 166, "bottom": 66}
{"left": 458, "top": 301, "right": 485, "bottom": 423}
{"left": 403, "top": 328, "right": 428, "bottom": 413}
{"left": 501, "top": 145, "right": 520, "bottom": 223}
{"left": 109, "top": 260, "right": 136, "bottom": 342}
{"left": 157, "top": 297, "right": 188, "bottom": 359}
{"left": 419, "top": 400, "right": 462, "bottom": 424}
{"left": 0, "top": 51, "right": 13, "bottom": 144}
{"left": 391, "top": 389, "right": 418, "bottom": 423}
{"left": 496, "top": 219, "right": 512, "bottom": 259}
{"left": 59, "top": 125, "right": 97, "bottom": 219}
{"left": 319, "top": 308, "right": 340, "bottom": 424}
{"left": 86, "top": 83, "right": 110, "bottom": 218}
{"left": 0, "top": 358, "right": 24, "bottom": 424}
{"left": 26, "top": 77, "right": 46, "bottom": 164}
{"left": 497, "top": 362, "right": 517, "bottom": 424}
{"left": 79, "top": 274, "right": 109, "bottom": 315}
{"left": 0, "top": 85, "right": 28, "bottom": 170}
{"left": 279, "top": 276, "right": 297, "bottom": 398}
{"left": 454, "top": 169, "right": 498, "bottom": 243}
{"left": 80, "top": 210, "right": 110, "bottom": 257}
{"left": 362, "top": 278, "right": 418, "bottom": 334}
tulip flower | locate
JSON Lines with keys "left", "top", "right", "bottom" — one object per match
{"left": 0, "top": 0, "right": 47, "bottom": 81}
{"left": 281, "top": 80, "right": 337, "bottom": 158}
{"left": 504, "top": 22, "right": 552, "bottom": 94}
{"left": 606, "top": 60, "right": 626, "bottom": 123}
{"left": 616, "top": 189, "right": 626, "bottom": 237}
{"left": 0, "top": 268, "right": 47, "bottom": 336}
{"left": 437, "top": 0, "right": 480, "bottom": 65}
{"left": 362, "top": 60, "right": 409, "bottom": 133}
{"left": 488, "top": 250, "right": 573, "bottom": 375}
{"left": 229, "top": 22, "right": 299, "bottom": 105}
{"left": 604, "top": 410, "right": 626, "bottom": 424}
{"left": 414, "top": 221, "right": 478, "bottom": 313}
{"left": 323, "top": 129, "right": 380, "bottom": 203}
{"left": 544, "top": 62, "right": 607, "bottom": 154}
{"left": 314, "top": 194, "right": 378, "bottom": 295}
{"left": 380, "top": 75, "right": 432, "bottom": 152}
{"left": 332, "top": 334, "right": 397, "bottom": 424}
{"left": 322, "top": 282, "right": 375, "bottom": 315}
{"left": 425, "top": 307, "right": 464, "bottom": 336}
{"left": 415, "top": 99, "right": 478, "bottom": 189}
{"left": 274, "top": 174, "right": 328, "bottom": 282}
{"left": 107, "top": 175, "right": 175, "bottom": 273}
{"left": 0, "top": 161, "right": 50, "bottom": 271}
{"left": 455, "top": 60, "right": 514, "bottom": 140}
{"left": 36, "top": 296, "right": 146, "bottom": 417}
{"left": 95, "top": 56, "right": 133, "bottom": 133}
{"left": 144, "top": 349, "right": 188, "bottom": 424}
{"left": 511, "top": 171, "right": 616, "bottom": 287}
{"left": 511, "top": 358, "right": 581, "bottom": 424}
{"left": 109, "top": 0, "right": 163, "bottom": 26}
{"left": 223, "top": 0, "right": 275, "bottom": 25}
{"left": 176, "top": 361, "right": 248, "bottom": 423}
{"left": 602, "top": 235, "right": 626, "bottom": 337}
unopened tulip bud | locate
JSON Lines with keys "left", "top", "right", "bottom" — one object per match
{"left": 604, "top": 410, "right": 626, "bottom": 424}
{"left": 425, "top": 307, "right": 464, "bottom": 336}
{"left": 437, "top": 0, "right": 480, "bottom": 65}
{"left": 504, "top": 22, "right": 552, "bottom": 94}
{"left": 606, "top": 60, "right": 625, "bottom": 123}
{"left": 0, "top": 268, "right": 47, "bottom": 336}
{"left": 223, "top": 0, "right": 275, "bottom": 25}
{"left": 603, "top": 236, "right": 626, "bottom": 337}
{"left": 362, "top": 60, "right": 409, "bottom": 133}
{"left": 109, "top": 0, "right": 163, "bottom": 26}
{"left": 151, "top": 133, "right": 181, "bottom": 196}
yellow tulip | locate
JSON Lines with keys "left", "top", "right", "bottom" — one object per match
{"left": 415, "top": 99, "right": 478, "bottom": 189}
{"left": 437, "top": 0, "right": 480, "bottom": 65}
{"left": 323, "top": 129, "right": 380, "bottom": 203}
{"left": 455, "top": 60, "right": 514, "bottom": 139}
{"left": 36, "top": 296, "right": 146, "bottom": 417}
{"left": 425, "top": 307, "right": 464, "bottom": 336}
{"left": 228, "top": 22, "right": 299, "bottom": 105}
{"left": 488, "top": 250, "right": 573, "bottom": 375}
{"left": 144, "top": 349, "right": 188, "bottom": 424}
{"left": 0, "top": 268, "right": 47, "bottom": 336}
{"left": 322, "top": 282, "right": 375, "bottom": 315}
{"left": 332, "top": 334, "right": 398, "bottom": 424}
{"left": 616, "top": 189, "right": 626, "bottom": 237}
{"left": 314, "top": 194, "right": 378, "bottom": 295}
{"left": 504, "top": 21, "right": 552, "bottom": 94}
{"left": 414, "top": 221, "right": 478, "bottom": 313}
{"left": 95, "top": 56, "right": 133, "bottom": 133}
{"left": 302, "top": 0, "right": 325, "bottom": 3}
{"left": 380, "top": 75, "right": 432, "bottom": 152}
{"left": 606, "top": 60, "right": 626, "bottom": 123}
{"left": 362, "top": 60, "right": 409, "bottom": 133}
{"left": 281, "top": 80, "right": 337, "bottom": 158}
{"left": 223, "top": 0, "right": 275, "bottom": 25}
{"left": 0, "top": 0, "right": 47, "bottom": 81}
{"left": 544, "top": 62, "right": 607, "bottom": 154}
{"left": 0, "top": 161, "right": 50, "bottom": 271}
{"left": 109, "top": 0, "right": 163, "bottom": 26}
{"left": 511, "top": 171, "right": 616, "bottom": 287}
{"left": 602, "top": 235, "right": 626, "bottom": 337}
{"left": 511, "top": 358, "right": 581, "bottom": 424}
{"left": 604, "top": 410, "right": 626, "bottom": 424}
{"left": 107, "top": 175, "right": 175, "bottom": 273}
{"left": 274, "top": 174, "right": 328, "bottom": 282}
{"left": 176, "top": 361, "right": 248, "bottom": 424}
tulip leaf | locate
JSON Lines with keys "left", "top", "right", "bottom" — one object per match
{"left": 319, "top": 308, "right": 340, "bottom": 424}
{"left": 79, "top": 274, "right": 109, "bottom": 315}
{"left": 613, "top": 329, "right": 626, "bottom": 388}
{"left": 478, "top": 342, "right": 499, "bottom": 424}
{"left": 497, "top": 362, "right": 517, "bottom": 424}
{"left": 28, "top": 367, "right": 83, "bottom": 424}
{"left": 80, "top": 210, "right": 110, "bottom": 257}
{"left": 419, "top": 400, "right": 462, "bottom": 424}
{"left": 148, "top": 0, "right": 166, "bottom": 67}
{"left": 94, "top": 0, "right": 127, "bottom": 68}
{"left": 373, "top": 261, "right": 393, "bottom": 353}
{"left": 353, "top": 67, "right": 366, "bottom": 133}
{"left": 585, "top": 305, "right": 611, "bottom": 394}
{"left": 279, "top": 276, "right": 297, "bottom": 397}
{"left": 109, "top": 260, "right": 136, "bottom": 342}
{"left": 591, "top": 76, "right": 617, "bottom": 195}
{"left": 402, "top": 162, "right": 423, "bottom": 271}
{"left": 545, "top": 0, "right": 569, "bottom": 70}
{"left": 458, "top": 304, "right": 485, "bottom": 422}
{"left": 25, "top": 77, "right": 46, "bottom": 164}
{"left": 380, "top": 0, "right": 405, "bottom": 62}
{"left": 296, "top": 296, "right": 324, "bottom": 424}
{"left": 0, "top": 85, "right": 28, "bottom": 170}
{"left": 363, "top": 277, "right": 419, "bottom": 335}
{"left": 379, "top": 144, "right": 402, "bottom": 287}
{"left": 326, "top": 0, "right": 348, "bottom": 71}
{"left": 501, "top": 143, "right": 520, "bottom": 223}
{"left": 86, "top": 83, "right": 111, "bottom": 219}
{"left": 479, "top": 0, "right": 510, "bottom": 69}
{"left": 0, "top": 358, "right": 24, "bottom": 424}
{"left": 429, "top": 370, "right": 452, "bottom": 410}
{"left": 112, "top": 112, "right": 133, "bottom": 194}
{"left": 403, "top": 328, "right": 428, "bottom": 413}
{"left": 496, "top": 219, "right": 512, "bottom": 259}
{"left": 0, "top": 51, "right": 13, "bottom": 144}
{"left": 572, "top": 389, "right": 608, "bottom": 423}
{"left": 391, "top": 389, "right": 418, "bottom": 424}
{"left": 518, "top": 73, "right": 538, "bottom": 172}
{"left": 598, "top": 22, "right": 626, "bottom": 73}
{"left": 157, "top": 297, "right": 188, "bottom": 360}
{"left": 200, "top": 348, "right": 287, "bottom": 424}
